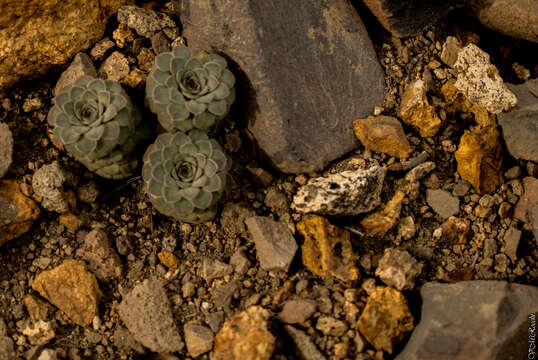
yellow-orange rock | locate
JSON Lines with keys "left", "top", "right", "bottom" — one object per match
{"left": 399, "top": 80, "right": 441, "bottom": 137}
{"left": 455, "top": 125, "right": 503, "bottom": 194}
{"left": 441, "top": 80, "right": 495, "bottom": 127}
{"left": 353, "top": 116, "right": 412, "bottom": 158}
{"left": 360, "top": 191, "right": 405, "bottom": 238}
{"left": 59, "top": 212, "right": 84, "bottom": 232}
{"left": 297, "top": 215, "right": 359, "bottom": 283}
{"left": 357, "top": 286, "right": 414, "bottom": 354}
{"left": 32, "top": 260, "right": 101, "bottom": 326}
{"left": 0, "top": 0, "right": 127, "bottom": 91}
{"left": 0, "top": 180, "right": 41, "bottom": 246}
{"left": 213, "top": 306, "right": 275, "bottom": 360}
{"left": 158, "top": 251, "right": 180, "bottom": 270}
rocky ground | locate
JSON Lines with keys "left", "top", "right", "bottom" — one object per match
{"left": 0, "top": 1, "right": 537, "bottom": 360}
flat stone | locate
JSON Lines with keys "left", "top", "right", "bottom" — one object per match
{"left": 353, "top": 115, "right": 412, "bottom": 158}
{"left": 498, "top": 79, "right": 538, "bottom": 162}
{"left": 297, "top": 215, "right": 359, "bottom": 283}
{"left": 514, "top": 177, "right": 538, "bottom": 222}
{"left": 245, "top": 216, "right": 297, "bottom": 272}
{"left": 205, "top": 311, "right": 225, "bottom": 334}
{"left": 454, "top": 44, "right": 517, "bottom": 114}
{"left": 503, "top": 226, "right": 521, "bottom": 262}
{"left": 278, "top": 299, "right": 317, "bottom": 324}
{"left": 358, "top": 286, "right": 414, "bottom": 354}
{"left": 32, "top": 161, "right": 69, "bottom": 213}
{"left": 466, "top": 0, "right": 538, "bottom": 43}
{"left": 184, "top": 323, "right": 214, "bottom": 357}
{"left": 112, "top": 326, "right": 144, "bottom": 354}
{"left": 361, "top": 0, "right": 460, "bottom": 37}
{"left": 213, "top": 306, "right": 275, "bottom": 360}
{"left": 426, "top": 189, "right": 460, "bottom": 219}
{"left": 0, "top": 180, "right": 40, "bottom": 247}
{"left": 118, "top": 278, "right": 184, "bottom": 353}
{"left": 76, "top": 229, "right": 123, "bottom": 282}
{"left": 0, "top": 123, "right": 13, "bottom": 178}
{"left": 54, "top": 53, "right": 97, "bottom": 95}
{"left": 284, "top": 325, "right": 326, "bottom": 360}
{"left": 180, "top": 0, "right": 384, "bottom": 173}
{"left": 32, "top": 260, "right": 101, "bottom": 326}
{"left": 0, "top": 0, "right": 126, "bottom": 91}
{"left": 375, "top": 248, "right": 422, "bottom": 291}
{"left": 360, "top": 190, "right": 405, "bottom": 237}
{"left": 118, "top": 5, "right": 177, "bottom": 39}
{"left": 398, "top": 80, "right": 441, "bottom": 138}
{"left": 230, "top": 249, "right": 250, "bottom": 275}
{"left": 200, "top": 258, "right": 233, "bottom": 284}
{"left": 396, "top": 281, "right": 538, "bottom": 359}
{"left": 98, "top": 51, "right": 129, "bottom": 82}
{"left": 292, "top": 165, "right": 386, "bottom": 216}
{"left": 455, "top": 125, "right": 503, "bottom": 195}
{"left": 90, "top": 37, "right": 115, "bottom": 60}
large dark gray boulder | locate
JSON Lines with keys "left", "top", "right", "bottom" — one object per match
{"left": 180, "top": 0, "right": 384, "bottom": 173}
{"left": 396, "top": 281, "right": 538, "bottom": 360}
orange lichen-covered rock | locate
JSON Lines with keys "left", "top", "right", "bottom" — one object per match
{"left": 441, "top": 79, "right": 495, "bottom": 127}
{"left": 399, "top": 80, "right": 441, "bottom": 137}
{"left": 353, "top": 116, "right": 412, "bottom": 158}
{"left": 361, "top": 191, "right": 405, "bottom": 238}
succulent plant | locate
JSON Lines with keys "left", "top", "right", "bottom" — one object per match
{"left": 146, "top": 46, "right": 236, "bottom": 133}
{"left": 142, "top": 130, "right": 232, "bottom": 223}
{"left": 47, "top": 76, "right": 150, "bottom": 179}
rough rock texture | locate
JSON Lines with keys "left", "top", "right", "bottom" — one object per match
{"left": 284, "top": 325, "right": 326, "bottom": 360}
{"left": 213, "top": 306, "right": 275, "bottom": 360}
{"left": 0, "top": 318, "right": 15, "bottom": 360}
{"left": 278, "top": 299, "right": 317, "bottom": 324}
{"left": 426, "top": 189, "right": 460, "bottom": 219}
{"left": 0, "top": 180, "right": 41, "bottom": 247}
{"left": 442, "top": 79, "right": 495, "bottom": 127}
{"left": 396, "top": 281, "right": 538, "bottom": 359}
{"left": 454, "top": 44, "right": 517, "bottom": 114}
{"left": 32, "top": 162, "right": 70, "bottom": 213}
{"left": 455, "top": 125, "right": 503, "bottom": 195}
{"left": 358, "top": 286, "right": 414, "bottom": 354}
{"left": 514, "top": 177, "right": 538, "bottom": 223}
{"left": 375, "top": 248, "right": 422, "bottom": 290}
{"left": 98, "top": 51, "right": 130, "bottom": 82}
{"left": 54, "top": 53, "right": 97, "bottom": 95}
{"left": 245, "top": 216, "right": 298, "bottom": 272}
{"left": 31, "top": 260, "right": 101, "bottom": 326}
{"left": 292, "top": 166, "right": 386, "bottom": 216}
{"left": 360, "top": 190, "right": 405, "bottom": 237}
{"left": 0, "top": 123, "right": 13, "bottom": 178}
{"left": 398, "top": 80, "right": 441, "bottom": 137}
{"left": 440, "top": 36, "right": 462, "bottom": 67}
{"left": 361, "top": 0, "right": 461, "bottom": 37}
{"left": 498, "top": 79, "right": 538, "bottom": 162}
{"left": 353, "top": 116, "right": 412, "bottom": 158}
{"left": 0, "top": 0, "right": 126, "bottom": 91}
{"left": 466, "top": 0, "right": 538, "bottom": 43}
{"left": 117, "top": 5, "right": 177, "bottom": 39}
{"left": 297, "top": 215, "right": 360, "bottom": 283}
{"left": 76, "top": 229, "right": 123, "bottom": 282}
{"left": 180, "top": 0, "right": 385, "bottom": 173}
{"left": 503, "top": 226, "right": 521, "bottom": 262}
{"left": 183, "top": 323, "right": 214, "bottom": 357}
{"left": 118, "top": 278, "right": 184, "bottom": 353}
{"left": 530, "top": 204, "right": 538, "bottom": 243}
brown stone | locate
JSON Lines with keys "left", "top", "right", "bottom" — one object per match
{"left": 353, "top": 116, "right": 412, "bottom": 158}
{"left": 441, "top": 216, "right": 470, "bottom": 243}
{"left": 76, "top": 229, "right": 123, "bottom": 282}
{"left": 121, "top": 68, "right": 147, "bottom": 89}
{"left": 514, "top": 177, "right": 538, "bottom": 222}
{"left": 399, "top": 80, "right": 441, "bottom": 137}
{"left": 58, "top": 212, "right": 84, "bottom": 232}
{"left": 455, "top": 125, "right": 503, "bottom": 195}
{"left": 0, "top": 0, "right": 127, "bottom": 91}
{"left": 23, "top": 294, "right": 50, "bottom": 322}
{"left": 0, "top": 180, "right": 41, "bottom": 247}
{"left": 158, "top": 251, "right": 180, "bottom": 270}
{"left": 357, "top": 286, "right": 414, "bottom": 354}
{"left": 213, "top": 306, "right": 275, "bottom": 360}
{"left": 297, "top": 215, "right": 360, "bottom": 283}
{"left": 360, "top": 191, "right": 405, "bottom": 238}
{"left": 441, "top": 80, "right": 495, "bottom": 127}
{"left": 31, "top": 260, "right": 101, "bottom": 326}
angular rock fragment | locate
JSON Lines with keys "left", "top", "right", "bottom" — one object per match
{"left": 455, "top": 125, "right": 503, "bottom": 195}
{"left": 441, "top": 79, "right": 495, "bottom": 127}
{"left": 0, "top": 123, "right": 13, "bottom": 178}
{"left": 54, "top": 53, "right": 97, "bottom": 95}
{"left": 284, "top": 325, "right": 326, "bottom": 360}
{"left": 22, "top": 320, "right": 55, "bottom": 345}
{"left": 396, "top": 281, "right": 538, "bottom": 360}
{"left": 278, "top": 299, "right": 317, "bottom": 324}
{"left": 316, "top": 316, "right": 348, "bottom": 336}
{"left": 440, "top": 216, "right": 470, "bottom": 243}
{"left": 361, "top": 190, "right": 405, "bottom": 237}
{"left": 118, "top": 5, "right": 178, "bottom": 39}
{"left": 180, "top": 0, "right": 384, "bottom": 173}
{"left": 245, "top": 216, "right": 297, "bottom": 272}
{"left": 118, "top": 278, "right": 184, "bottom": 353}
{"left": 426, "top": 189, "right": 460, "bottom": 219}
{"left": 90, "top": 37, "right": 115, "bottom": 60}
{"left": 98, "top": 51, "right": 129, "bottom": 82}
{"left": 184, "top": 323, "right": 214, "bottom": 358}
{"left": 454, "top": 44, "right": 517, "bottom": 114}
{"left": 375, "top": 248, "right": 422, "bottom": 291}
{"left": 32, "top": 260, "right": 101, "bottom": 326}
{"left": 76, "top": 229, "right": 123, "bottom": 282}
{"left": 200, "top": 258, "right": 233, "bottom": 284}
{"left": 32, "top": 162, "right": 70, "bottom": 213}
{"left": 353, "top": 115, "right": 412, "bottom": 158}
{"left": 297, "top": 215, "right": 359, "bottom": 283}
{"left": 213, "top": 306, "right": 275, "bottom": 360}
{"left": 440, "top": 36, "right": 462, "bottom": 67}
{"left": 398, "top": 80, "right": 441, "bottom": 137}
{"left": 503, "top": 226, "right": 521, "bottom": 262}
{"left": 0, "top": 180, "right": 40, "bottom": 246}
{"left": 530, "top": 205, "right": 538, "bottom": 244}
{"left": 514, "top": 177, "right": 538, "bottom": 223}
{"left": 157, "top": 251, "right": 180, "bottom": 270}
{"left": 292, "top": 165, "right": 386, "bottom": 216}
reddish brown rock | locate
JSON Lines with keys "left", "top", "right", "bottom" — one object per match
{"left": 353, "top": 116, "right": 412, "bottom": 158}
{"left": 514, "top": 177, "right": 538, "bottom": 223}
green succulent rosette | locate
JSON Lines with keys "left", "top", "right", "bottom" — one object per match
{"left": 142, "top": 130, "right": 232, "bottom": 224}
{"left": 47, "top": 76, "right": 150, "bottom": 179}
{"left": 146, "top": 46, "right": 236, "bottom": 133}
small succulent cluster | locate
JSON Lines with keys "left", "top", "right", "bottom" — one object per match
{"left": 48, "top": 76, "right": 150, "bottom": 179}
{"left": 47, "top": 46, "right": 235, "bottom": 223}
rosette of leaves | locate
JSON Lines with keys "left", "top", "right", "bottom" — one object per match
{"left": 142, "top": 130, "right": 233, "bottom": 224}
{"left": 47, "top": 76, "right": 150, "bottom": 179}
{"left": 146, "top": 46, "right": 236, "bottom": 133}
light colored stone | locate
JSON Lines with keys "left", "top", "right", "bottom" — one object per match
{"left": 278, "top": 299, "right": 317, "bottom": 324}
{"left": 0, "top": 123, "right": 13, "bottom": 178}
{"left": 441, "top": 216, "right": 470, "bottom": 243}
{"left": 442, "top": 79, "right": 495, "bottom": 127}
{"left": 426, "top": 189, "right": 460, "bottom": 219}
{"left": 292, "top": 165, "right": 386, "bottom": 216}
{"left": 398, "top": 216, "right": 416, "bottom": 240}
{"left": 54, "top": 53, "right": 97, "bottom": 95}
{"left": 98, "top": 51, "right": 129, "bottom": 82}
{"left": 398, "top": 80, "right": 441, "bottom": 137}
{"left": 90, "top": 37, "right": 115, "bottom": 60}
{"left": 315, "top": 316, "right": 348, "bottom": 337}
{"left": 22, "top": 320, "right": 55, "bottom": 345}
{"left": 361, "top": 190, "right": 405, "bottom": 237}
{"left": 440, "top": 36, "right": 462, "bottom": 67}
{"left": 37, "top": 349, "right": 57, "bottom": 360}
{"left": 117, "top": 5, "right": 177, "bottom": 39}
{"left": 454, "top": 44, "right": 517, "bottom": 114}
{"left": 200, "top": 258, "right": 233, "bottom": 283}
{"left": 32, "top": 161, "right": 69, "bottom": 213}
{"left": 375, "top": 248, "right": 422, "bottom": 291}
{"left": 76, "top": 229, "right": 122, "bottom": 282}
{"left": 184, "top": 323, "right": 214, "bottom": 357}
{"left": 353, "top": 115, "right": 412, "bottom": 158}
